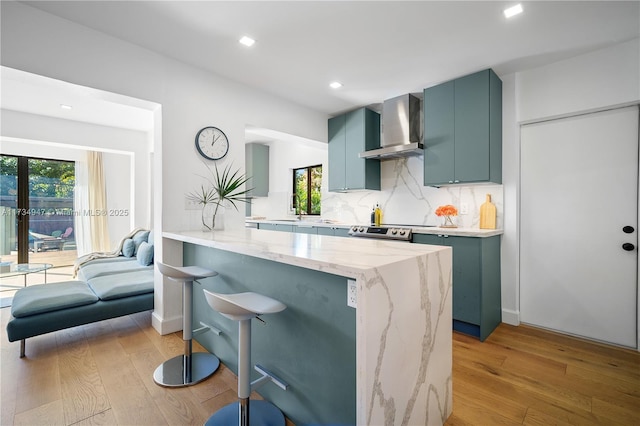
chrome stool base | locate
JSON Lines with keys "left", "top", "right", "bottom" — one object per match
{"left": 204, "top": 399, "right": 285, "bottom": 426}
{"left": 153, "top": 352, "right": 220, "bottom": 387}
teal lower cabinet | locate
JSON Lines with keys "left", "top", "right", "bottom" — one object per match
{"left": 185, "top": 244, "right": 356, "bottom": 425}
{"left": 257, "top": 223, "right": 295, "bottom": 232}
{"left": 316, "top": 226, "right": 350, "bottom": 237}
{"left": 413, "top": 233, "right": 501, "bottom": 341}
{"left": 294, "top": 225, "right": 316, "bottom": 234}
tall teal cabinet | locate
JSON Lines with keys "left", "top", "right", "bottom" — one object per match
{"left": 245, "top": 143, "right": 269, "bottom": 197}
{"left": 423, "top": 69, "right": 502, "bottom": 186}
{"left": 328, "top": 108, "right": 381, "bottom": 192}
{"left": 413, "top": 233, "right": 501, "bottom": 341}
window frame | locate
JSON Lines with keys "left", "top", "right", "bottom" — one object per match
{"left": 292, "top": 164, "right": 322, "bottom": 216}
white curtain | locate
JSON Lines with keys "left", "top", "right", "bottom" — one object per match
{"left": 74, "top": 157, "right": 91, "bottom": 256}
{"left": 74, "top": 151, "right": 110, "bottom": 255}
{"left": 87, "top": 151, "right": 110, "bottom": 252}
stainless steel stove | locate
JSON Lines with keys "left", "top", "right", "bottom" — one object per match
{"left": 348, "top": 225, "right": 413, "bottom": 241}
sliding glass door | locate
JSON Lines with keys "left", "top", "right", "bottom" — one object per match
{"left": 0, "top": 155, "right": 76, "bottom": 268}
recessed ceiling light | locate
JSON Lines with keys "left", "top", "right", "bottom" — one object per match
{"left": 503, "top": 4, "right": 523, "bottom": 18}
{"left": 329, "top": 82, "right": 343, "bottom": 89}
{"left": 60, "top": 104, "right": 73, "bottom": 110}
{"left": 239, "top": 36, "right": 255, "bottom": 47}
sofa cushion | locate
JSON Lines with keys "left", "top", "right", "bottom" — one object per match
{"left": 87, "top": 270, "right": 154, "bottom": 300}
{"left": 147, "top": 230, "right": 154, "bottom": 245}
{"left": 11, "top": 281, "right": 99, "bottom": 318}
{"left": 136, "top": 241, "right": 154, "bottom": 266}
{"left": 78, "top": 258, "right": 151, "bottom": 281}
{"left": 122, "top": 238, "right": 135, "bottom": 257}
{"left": 132, "top": 230, "right": 150, "bottom": 254}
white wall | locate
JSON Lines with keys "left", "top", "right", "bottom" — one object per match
{"left": 250, "top": 139, "right": 329, "bottom": 219}
{"left": 0, "top": 1, "right": 327, "bottom": 334}
{"left": 502, "top": 38, "right": 640, "bottom": 326}
{"left": 0, "top": 109, "right": 150, "bottom": 249}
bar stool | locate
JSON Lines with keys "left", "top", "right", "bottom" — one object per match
{"left": 153, "top": 262, "right": 221, "bottom": 387}
{"left": 203, "top": 289, "right": 288, "bottom": 426}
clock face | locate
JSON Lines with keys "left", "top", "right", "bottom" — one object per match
{"left": 195, "top": 126, "right": 229, "bottom": 160}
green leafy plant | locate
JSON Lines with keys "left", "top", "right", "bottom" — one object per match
{"left": 186, "top": 162, "right": 252, "bottom": 230}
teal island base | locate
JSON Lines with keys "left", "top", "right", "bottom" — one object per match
{"left": 186, "top": 243, "right": 356, "bottom": 425}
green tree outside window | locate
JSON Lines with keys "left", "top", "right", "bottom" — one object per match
{"left": 293, "top": 165, "right": 321, "bottom": 215}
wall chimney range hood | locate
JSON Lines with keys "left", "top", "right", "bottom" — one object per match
{"left": 359, "top": 93, "right": 423, "bottom": 160}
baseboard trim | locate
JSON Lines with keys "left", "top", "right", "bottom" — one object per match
{"left": 502, "top": 309, "right": 520, "bottom": 326}
{"left": 151, "top": 311, "right": 183, "bottom": 335}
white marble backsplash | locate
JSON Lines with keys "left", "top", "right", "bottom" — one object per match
{"left": 323, "top": 156, "right": 503, "bottom": 228}
{"left": 251, "top": 155, "right": 503, "bottom": 229}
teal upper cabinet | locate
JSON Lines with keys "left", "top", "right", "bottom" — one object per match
{"left": 245, "top": 143, "right": 269, "bottom": 197}
{"left": 424, "top": 69, "right": 502, "bottom": 186}
{"left": 328, "top": 108, "right": 381, "bottom": 192}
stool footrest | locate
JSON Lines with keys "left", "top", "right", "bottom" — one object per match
{"left": 252, "top": 364, "right": 289, "bottom": 391}
{"left": 194, "top": 321, "right": 222, "bottom": 336}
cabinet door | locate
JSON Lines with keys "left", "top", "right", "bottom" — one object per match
{"left": 332, "top": 228, "right": 351, "bottom": 238}
{"left": 258, "top": 223, "right": 293, "bottom": 232}
{"left": 328, "top": 115, "right": 346, "bottom": 191}
{"left": 245, "top": 143, "right": 269, "bottom": 197}
{"left": 424, "top": 81, "right": 455, "bottom": 186}
{"left": 448, "top": 236, "right": 481, "bottom": 325}
{"left": 316, "top": 227, "right": 335, "bottom": 236}
{"left": 295, "top": 226, "right": 317, "bottom": 235}
{"left": 454, "top": 70, "right": 490, "bottom": 183}
{"left": 345, "top": 109, "right": 380, "bottom": 191}
{"left": 412, "top": 234, "right": 442, "bottom": 245}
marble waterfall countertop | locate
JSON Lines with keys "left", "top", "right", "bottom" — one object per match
{"left": 245, "top": 218, "right": 503, "bottom": 237}
{"left": 164, "top": 229, "right": 453, "bottom": 425}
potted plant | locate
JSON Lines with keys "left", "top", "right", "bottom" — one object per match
{"left": 187, "top": 163, "right": 252, "bottom": 230}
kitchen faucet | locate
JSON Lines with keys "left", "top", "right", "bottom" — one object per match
{"left": 292, "top": 193, "right": 304, "bottom": 220}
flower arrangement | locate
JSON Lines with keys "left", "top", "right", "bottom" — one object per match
{"left": 435, "top": 204, "right": 458, "bottom": 217}
{"left": 435, "top": 204, "right": 458, "bottom": 228}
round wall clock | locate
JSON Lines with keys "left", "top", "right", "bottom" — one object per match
{"left": 195, "top": 126, "right": 229, "bottom": 160}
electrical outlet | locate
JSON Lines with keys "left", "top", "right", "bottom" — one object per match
{"left": 347, "top": 280, "right": 357, "bottom": 308}
{"left": 185, "top": 198, "right": 201, "bottom": 210}
{"left": 460, "top": 203, "right": 469, "bottom": 215}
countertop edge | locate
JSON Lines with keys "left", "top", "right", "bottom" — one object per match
{"left": 246, "top": 219, "right": 503, "bottom": 237}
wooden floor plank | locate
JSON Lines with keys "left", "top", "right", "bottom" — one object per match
{"left": 87, "top": 322, "right": 168, "bottom": 425}
{"left": 13, "top": 399, "right": 66, "bottom": 426}
{"left": 55, "top": 327, "right": 111, "bottom": 425}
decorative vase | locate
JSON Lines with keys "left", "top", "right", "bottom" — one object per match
{"left": 201, "top": 202, "right": 226, "bottom": 231}
{"left": 441, "top": 215, "right": 457, "bottom": 228}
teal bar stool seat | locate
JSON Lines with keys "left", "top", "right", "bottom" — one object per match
{"left": 153, "top": 262, "right": 220, "bottom": 387}
{"left": 203, "top": 289, "right": 288, "bottom": 426}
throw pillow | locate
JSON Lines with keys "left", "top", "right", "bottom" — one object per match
{"left": 122, "top": 238, "right": 135, "bottom": 257}
{"left": 132, "top": 230, "right": 150, "bottom": 254}
{"left": 136, "top": 241, "right": 154, "bottom": 266}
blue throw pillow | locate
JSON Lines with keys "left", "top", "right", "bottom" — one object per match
{"left": 122, "top": 238, "right": 135, "bottom": 257}
{"left": 132, "top": 230, "right": 150, "bottom": 254}
{"left": 136, "top": 241, "right": 154, "bottom": 266}
{"left": 147, "top": 230, "right": 154, "bottom": 245}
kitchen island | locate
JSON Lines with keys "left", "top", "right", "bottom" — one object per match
{"left": 163, "top": 228, "right": 452, "bottom": 425}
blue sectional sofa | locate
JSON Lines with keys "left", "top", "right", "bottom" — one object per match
{"left": 6, "top": 230, "right": 155, "bottom": 358}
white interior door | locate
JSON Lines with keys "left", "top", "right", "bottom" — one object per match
{"left": 520, "top": 106, "right": 639, "bottom": 348}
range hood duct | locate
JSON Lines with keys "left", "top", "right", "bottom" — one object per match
{"left": 359, "top": 93, "right": 423, "bottom": 160}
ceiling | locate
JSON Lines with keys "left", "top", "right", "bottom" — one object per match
{"left": 16, "top": 0, "right": 640, "bottom": 117}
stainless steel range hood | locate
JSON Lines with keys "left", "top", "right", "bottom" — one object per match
{"left": 359, "top": 93, "right": 423, "bottom": 160}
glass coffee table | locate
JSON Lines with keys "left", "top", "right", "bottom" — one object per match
{"left": 0, "top": 263, "right": 53, "bottom": 290}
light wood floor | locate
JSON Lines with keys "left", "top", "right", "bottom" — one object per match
{"left": 1, "top": 308, "right": 638, "bottom": 426}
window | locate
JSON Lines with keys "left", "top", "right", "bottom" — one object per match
{"left": 293, "top": 165, "right": 322, "bottom": 215}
